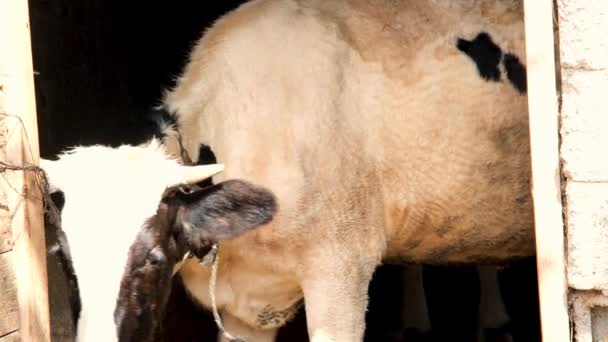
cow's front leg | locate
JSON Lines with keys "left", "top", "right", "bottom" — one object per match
{"left": 218, "top": 310, "right": 278, "bottom": 342}
{"left": 302, "top": 256, "right": 377, "bottom": 342}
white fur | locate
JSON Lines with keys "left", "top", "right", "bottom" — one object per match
{"left": 43, "top": 139, "right": 189, "bottom": 342}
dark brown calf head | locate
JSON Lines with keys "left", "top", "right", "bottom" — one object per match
{"left": 114, "top": 180, "right": 277, "bottom": 342}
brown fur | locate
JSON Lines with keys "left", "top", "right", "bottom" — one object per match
{"left": 115, "top": 181, "right": 277, "bottom": 342}
{"left": 162, "top": 0, "right": 533, "bottom": 340}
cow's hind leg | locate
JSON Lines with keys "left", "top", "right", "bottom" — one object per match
{"left": 218, "top": 311, "right": 278, "bottom": 342}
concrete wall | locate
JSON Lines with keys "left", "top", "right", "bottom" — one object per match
{"left": 557, "top": 1, "right": 608, "bottom": 341}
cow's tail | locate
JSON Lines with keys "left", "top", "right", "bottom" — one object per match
{"left": 145, "top": 105, "right": 193, "bottom": 164}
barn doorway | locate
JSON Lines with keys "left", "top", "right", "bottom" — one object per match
{"left": 29, "top": 1, "right": 541, "bottom": 341}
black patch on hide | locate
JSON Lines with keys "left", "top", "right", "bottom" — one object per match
{"left": 503, "top": 53, "right": 527, "bottom": 94}
{"left": 196, "top": 144, "right": 217, "bottom": 165}
{"left": 194, "top": 144, "right": 218, "bottom": 188}
{"left": 457, "top": 32, "right": 503, "bottom": 82}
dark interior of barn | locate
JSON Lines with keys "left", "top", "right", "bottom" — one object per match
{"left": 30, "top": 1, "right": 541, "bottom": 341}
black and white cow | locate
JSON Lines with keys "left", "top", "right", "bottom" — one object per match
{"left": 41, "top": 140, "right": 277, "bottom": 342}
{"left": 43, "top": 0, "right": 533, "bottom": 341}
{"left": 157, "top": 1, "right": 532, "bottom": 341}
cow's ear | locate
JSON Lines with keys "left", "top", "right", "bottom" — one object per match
{"left": 174, "top": 180, "right": 277, "bottom": 247}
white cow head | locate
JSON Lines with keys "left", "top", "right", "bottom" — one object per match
{"left": 41, "top": 138, "right": 277, "bottom": 342}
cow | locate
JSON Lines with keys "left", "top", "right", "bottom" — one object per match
{"left": 41, "top": 140, "right": 278, "bottom": 342}
{"left": 44, "top": 0, "right": 533, "bottom": 341}
{"left": 157, "top": 0, "right": 532, "bottom": 341}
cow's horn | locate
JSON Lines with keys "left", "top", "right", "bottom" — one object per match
{"left": 181, "top": 164, "right": 224, "bottom": 184}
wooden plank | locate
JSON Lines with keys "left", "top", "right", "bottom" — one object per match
{"left": 522, "top": 0, "right": 571, "bottom": 341}
{"left": 0, "top": 116, "right": 15, "bottom": 255}
{"left": 0, "top": 225, "right": 11, "bottom": 254}
{"left": 0, "top": 206, "right": 12, "bottom": 253}
{"left": 0, "top": 0, "right": 51, "bottom": 341}
{"left": 0, "top": 253, "right": 20, "bottom": 338}
{"left": 0, "top": 331, "right": 20, "bottom": 342}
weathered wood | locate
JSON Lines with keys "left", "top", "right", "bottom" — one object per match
{"left": 0, "top": 331, "right": 20, "bottom": 342}
{"left": 0, "top": 227, "right": 11, "bottom": 254}
{"left": 0, "top": 0, "right": 51, "bottom": 341}
{"left": 0, "top": 253, "right": 19, "bottom": 338}
{"left": 522, "top": 0, "right": 571, "bottom": 341}
{"left": 0, "top": 212, "right": 12, "bottom": 255}
{"left": 0, "top": 117, "right": 14, "bottom": 255}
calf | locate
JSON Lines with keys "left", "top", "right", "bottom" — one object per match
{"left": 41, "top": 139, "right": 277, "bottom": 341}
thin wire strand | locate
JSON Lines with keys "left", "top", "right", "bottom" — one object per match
{"left": 1, "top": 112, "right": 242, "bottom": 340}
{"left": 208, "top": 244, "right": 246, "bottom": 342}
{"left": 0, "top": 112, "right": 62, "bottom": 245}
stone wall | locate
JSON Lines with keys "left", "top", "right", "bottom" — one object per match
{"left": 558, "top": 1, "right": 608, "bottom": 341}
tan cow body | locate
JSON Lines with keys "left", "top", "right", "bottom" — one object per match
{"left": 162, "top": 0, "right": 533, "bottom": 340}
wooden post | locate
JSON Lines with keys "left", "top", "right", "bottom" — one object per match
{"left": 0, "top": 0, "right": 51, "bottom": 341}
{"left": 522, "top": 0, "right": 571, "bottom": 341}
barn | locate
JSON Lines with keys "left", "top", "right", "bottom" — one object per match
{"left": 0, "top": 0, "right": 604, "bottom": 341}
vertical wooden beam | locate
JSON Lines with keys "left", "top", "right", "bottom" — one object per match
{"left": 0, "top": 253, "right": 19, "bottom": 338}
{"left": 0, "top": 0, "right": 51, "bottom": 341}
{"left": 522, "top": 0, "right": 570, "bottom": 341}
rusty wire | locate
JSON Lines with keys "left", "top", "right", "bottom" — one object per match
{"left": 0, "top": 112, "right": 62, "bottom": 241}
